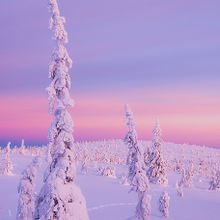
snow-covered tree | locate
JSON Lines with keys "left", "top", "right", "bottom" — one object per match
{"left": 101, "top": 150, "right": 109, "bottom": 163}
{"left": 46, "top": 143, "right": 52, "bottom": 163}
{"left": 124, "top": 104, "right": 145, "bottom": 182}
{"left": 124, "top": 105, "right": 151, "bottom": 219}
{"left": 34, "top": 1, "right": 89, "bottom": 219}
{"left": 174, "top": 157, "right": 183, "bottom": 172}
{"left": 4, "top": 142, "right": 13, "bottom": 175}
{"left": 177, "top": 186, "right": 184, "bottom": 197}
{"left": 97, "top": 164, "right": 105, "bottom": 175}
{"left": 81, "top": 148, "right": 91, "bottom": 174}
{"left": 146, "top": 118, "right": 168, "bottom": 185}
{"left": 20, "top": 139, "right": 26, "bottom": 155}
{"left": 97, "top": 163, "right": 116, "bottom": 178}
{"left": 158, "top": 191, "right": 170, "bottom": 218}
{"left": 102, "top": 164, "right": 116, "bottom": 178}
{"left": 17, "top": 157, "right": 42, "bottom": 220}
{"left": 94, "top": 148, "right": 101, "bottom": 162}
{"left": 119, "top": 174, "right": 129, "bottom": 186}
{"left": 179, "top": 168, "right": 194, "bottom": 189}
{"left": 175, "top": 180, "right": 179, "bottom": 188}
{"left": 209, "top": 169, "right": 220, "bottom": 190}
{"left": 124, "top": 104, "right": 138, "bottom": 166}
{"left": 129, "top": 165, "right": 151, "bottom": 220}
{"left": 143, "top": 147, "right": 151, "bottom": 167}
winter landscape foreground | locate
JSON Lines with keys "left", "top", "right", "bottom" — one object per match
{"left": 0, "top": 139, "right": 220, "bottom": 220}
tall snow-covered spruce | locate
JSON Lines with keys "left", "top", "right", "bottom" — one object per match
{"left": 4, "top": 142, "right": 13, "bottom": 175}
{"left": 124, "top": 104, "right": 144, "bottom": 182}
{"left": 35, "top": 1, "right": 89, "bottom": 219}
{"left": 124, "top": 105, "right": 150, "bottom": 219}
{"left": 146, "top": 118, "right": 168, "bottom": 185}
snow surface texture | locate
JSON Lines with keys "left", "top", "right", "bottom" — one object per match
{"left": 0, "top": 139, "right": 220, "bottom": 220}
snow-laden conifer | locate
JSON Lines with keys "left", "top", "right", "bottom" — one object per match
{"left": 158, "top": 191, "right": 170, "bottom": 218}
{"left": 146, "top": 118, "right": 168, "bottom": 185}
{"left": 94, "top": 148, "right": 101, "bottom": 162}
{"left": 81, "top": 148, "right": 91, "bottom": 174}
{"left": 124, "top": 105, "right": 151, "bottom": 219}
{"left": 119, "top": 174, "right": 129, "bottom": 186}
{"left": 46, "top": 142, "right": 52, "bottom": 163}
{"left": 129, "top": 164, "right": 151, "bottom": 220}
{"left": 174, "top": 157, "right": 183, "bottom": 172}
{"left": 175, "top": 180, "right": 179, "bottom": 188}
{"left": 177, "top": 186, "right": 184, "bottom": 197}
{"left": 34, "top": 1, "right": 89, "bottom": 219}
{"left": 4, "top": 142, "right": 13, "bottom": 175}
{"left": 179, "top": 168, "right": 194, "bottom": 189}
{"left": 209, "top": 169, "right": 220, "bottom": 190}
{"left": 124, "top": 104, "right": 144, "bottom": 182}
{"left": 152, "top": 118, "right": 162, "bottom": 144}
{"left": 20, "top": 139, "right": 26, "bottom": 155}
{"left": 124, "top": 104, "right": 138, "bottom": 166}
{"left": 101, "top": 164, "right": 116, "bottom": 178}
{"left": 16, "top": 157, "right": 42, "bottom": 220}
{"left": 101, "top": 150, "right": 110, "bottom": 163}
{"left": 144, "top": 147, "right": 151, "bottom": 166}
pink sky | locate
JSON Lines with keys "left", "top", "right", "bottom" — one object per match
{"left": 0, "top": 89, "right": 219, "bottom": 148}
{"left": 0, "top": 0, "right": 219, "bottom": 148}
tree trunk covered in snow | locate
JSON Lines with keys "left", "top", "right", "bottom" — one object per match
{"left": 35, "top": 1, "right": 89, "bottom": 219}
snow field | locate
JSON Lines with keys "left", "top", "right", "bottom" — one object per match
{"left": 0, "top": 140, "right": 220, "bottom": 220}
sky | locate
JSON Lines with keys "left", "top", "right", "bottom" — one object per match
{"left": 0, "top": 0, "right": 220, "bottom": 148}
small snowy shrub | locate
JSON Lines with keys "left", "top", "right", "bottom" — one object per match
{"left": 97, "top": 164, "right": 105, "bottom": 175}
{"left": 175, "top": 180, "right": 179, "bottom": 188}
{"left": 119, "top": 174, "right": 129, "bottom": 186}
{"left": 179, "top": 169, "right": 194, "bottom": 189}
{"left": 177, "top": 186, "right": 184, "bottom": 197}
{"left": 4, "top": 142, "right": 13, "bottom": 175}
{"left": 81, "top": 149, "right": 91, "bottom": 174}
{"left": 20, "top": 139, "right": 26, "bottom": 155}
{"left": 209, "top": 170, "right": 220, "bottom": 190}
{"left": 100, "top": 164, "right": 116, "bottom": 178}
{"left": 174, "top": 157, "right": 183, "bottom": 172}
{"left": 16, "top": 157, "right": 42, "bottom": 220}
{"left": 158, "top": 191, "right": 170, "bottom": 218}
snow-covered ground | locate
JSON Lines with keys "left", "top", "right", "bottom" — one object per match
{"left": 0, "top": 140, "right": 220, "bottom": 220}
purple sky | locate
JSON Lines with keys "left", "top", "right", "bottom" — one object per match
{"left": 0, "top": 0, "right": 220, "bottom": 148}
